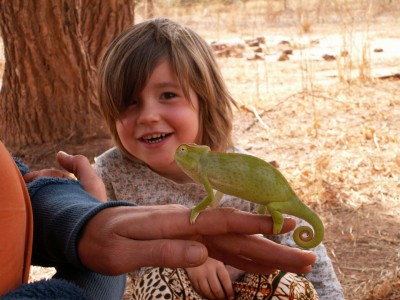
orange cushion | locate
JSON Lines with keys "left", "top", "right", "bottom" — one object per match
{"left": 0, "top": 141, "right": 33, "bottom": 296}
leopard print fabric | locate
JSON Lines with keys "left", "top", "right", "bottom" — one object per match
{"left": 233, "top": 271, "right": 318, "bottom": 300}
{"left": 126, "top": 268, "right": 319, "bottom": 300}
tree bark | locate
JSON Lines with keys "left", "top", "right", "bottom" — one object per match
{"left": 0, "top": 0, "right": 134, "bottom": 150}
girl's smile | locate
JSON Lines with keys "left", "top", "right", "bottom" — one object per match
{"left": 140, "top": 132, "right": 172, "bottom": 144}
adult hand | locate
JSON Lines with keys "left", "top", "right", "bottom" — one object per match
{"left": 49, "top": 152, "right": 316, "bottom": 277}
{"left": 78, "top": 205, "right": 316, "bottom": 276}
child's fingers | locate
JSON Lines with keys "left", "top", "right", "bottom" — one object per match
{"left": 23, "top": 169, "right": 73, "bottom": 183}
{"left": 56, "top": 151, "right": 107, "bottom": 201}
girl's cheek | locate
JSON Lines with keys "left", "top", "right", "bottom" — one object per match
{"left": 116, "top": 120, "right": 125, "bottom": 132}
{"left": 115, "top": 119, "right": 134, "bottom": 141}
{"left": 117, "top": 113, "right": 135, "bottom": 129}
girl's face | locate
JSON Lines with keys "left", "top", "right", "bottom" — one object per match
{"left": 116, "top": 59, "right": 200, "bottom": 182}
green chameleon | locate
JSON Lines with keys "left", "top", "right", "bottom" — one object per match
{"left": 174, "top": 143, "right": 324, "bottom": 249}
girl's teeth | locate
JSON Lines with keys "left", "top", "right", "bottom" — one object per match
{"left": 144, "top": 133, "right": 167, "bottom": 143}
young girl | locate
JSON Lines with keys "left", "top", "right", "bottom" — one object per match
{"left": 95, "top": 17, "right": 343, "bottom": 300}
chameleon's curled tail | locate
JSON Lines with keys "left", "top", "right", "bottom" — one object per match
{"left": 293, "top": 224, "right": 324, "bottom": 249}
{"left": 291, "top": 200, "right": 325, "bottom": 249}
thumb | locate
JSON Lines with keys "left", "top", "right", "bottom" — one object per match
{"left": 126, "top": 241, "right": 210, "bottom": 273}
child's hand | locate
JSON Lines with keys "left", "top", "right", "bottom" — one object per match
{"left": 23, "top": 167, "right": 74, "bottom": 182}
{"left": 24, "top": 151, "right": 107, "bottom": 202}
{"left": 55, "top": 151, "right": 107, "bottom": 202}
{"left": 185, "top": 257, "right": 233, "bottom": 300}
{"left": 225, "top": 265, "right": 246, "bottom": 282}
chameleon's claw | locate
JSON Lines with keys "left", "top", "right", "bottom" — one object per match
{"left": 273, "top": 221, "right": 284, "bottom": 235}
{"left": 190, "top": 209, "right": 200, "bottom": 224}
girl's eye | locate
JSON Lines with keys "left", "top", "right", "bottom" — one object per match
{"left": 128, "top": 99, "right": 138, "bottom": 107}
{"left": 161, "top": 92, "right": 176, "bottom": 100}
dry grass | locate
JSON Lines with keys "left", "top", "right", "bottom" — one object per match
{"left": 231, "top": 81, "right": 400, "bottom": 299}
{"left": 2, "top": 1, "right": 400, "bottom": 299}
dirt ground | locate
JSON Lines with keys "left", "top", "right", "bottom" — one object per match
{"left": 2, "top": 2, "right": 400, "bottom": 299}
{"left": 232, "top": 103, "right": 400, "bottom": 300}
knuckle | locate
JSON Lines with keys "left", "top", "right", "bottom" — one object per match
{"left": 73, "top": 154, "right": 90, "bottom": 166}
{"left": 156, "top": 241, "right": 174, "bottom": 266}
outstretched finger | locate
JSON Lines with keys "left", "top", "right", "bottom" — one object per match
{"left": 84, "top": 239, "right": 210, "bottom": 275}
{"left": 207, "top": 234, "right": 316, "bottom": 274}
{"left": 118, "top": 207, "right": 297, "bottom": 239}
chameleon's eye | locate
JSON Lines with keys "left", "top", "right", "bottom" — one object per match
{"left": 179, "top": 146, "right": 187, "bottom": 156}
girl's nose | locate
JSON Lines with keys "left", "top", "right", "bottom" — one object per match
{"left": 136, "top": 100, "right": 161, "bottom": 124}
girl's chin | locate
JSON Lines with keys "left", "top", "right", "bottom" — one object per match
{"left": 145, "top": 158, "right": 175, "bottom": 170}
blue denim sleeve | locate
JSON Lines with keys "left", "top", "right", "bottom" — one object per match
{"left": 27, "top": 177, "right": 134, "bottom": 268}
{"left": 2, "top": 278, "right": 91, "bottom": 300}
{"left": 12, "top": 157, "right": 132, "bottom": 299}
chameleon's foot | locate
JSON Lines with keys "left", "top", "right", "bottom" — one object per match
{"left": 190, "top": 209, "right": 200, "bottom": 224}
{"left": 190, "top": 197, "right": 212, "bottom": 224}
{"left": 267, "top": 204, "right": 284, "bottom": 235}
{"left": 273, "top": 221, "right": 284, "bottom": 235}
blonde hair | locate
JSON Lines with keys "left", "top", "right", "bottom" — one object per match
{"left": 98, "top": 17, "right": 237, "bottom": 153}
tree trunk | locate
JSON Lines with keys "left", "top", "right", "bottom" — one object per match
{"left": 145, "top": 0, "right": 155, "bottom": 18}
{"left": 0, "top": 0, "right": 134, "bottom": 151}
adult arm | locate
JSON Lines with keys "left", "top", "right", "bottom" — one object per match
{"left": 15, "top": 155, "right": 134, "bottom": 269}
{"left": 10, "top": 154, "right": 126, "bottom": 300}
{"left": 24, "top": 152, "right": 317, "bottom": 276}
{"left": 78, "top": 205, "right": 316, "bottom": 275}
